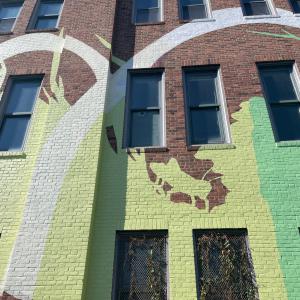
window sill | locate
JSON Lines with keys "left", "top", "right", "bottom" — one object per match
{"left": 244, "top": 14, "right": 280, "bottom": 20}
{"left": 179, "top": 18, "right": 216, "bottom": 24}
{"left": 0, "top": 31, "right": 13, "bottom": 36}
{"left": 25, "top": 27, "right": 59, "bottom": 34}
{"left": 126, "top": 147, "right": 168, "bottom": 153}
{"left": 187, "top": 144, "right": 236, "bottom": 151}
{"left": 293, "top": 13, "right": 300, "bottom": 17}
{"left": 0, "top": 151, "right": 26, "bottom": 159}
{"left": 133, "top": 21, "right": 165, "bottom": 26}
{"left": 276, "top": 140, "right": 300, "bottom": 147}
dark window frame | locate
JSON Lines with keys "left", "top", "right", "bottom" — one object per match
{"left": 0, "top": 74, "right": 43, "bottom": 151}
{"left": 240, "top": 0, "right": 272, "bottom": 16}
{"left": 28, "top": 0, "right": 64, "bottom": 30}
{"left": 112, "top": 230, "right": 169, "bottom": 300}
{"left": 258, "top": 61, "right": 300, "bottom": 142}
{"left": 179, "top": 0, "right": 211, "bottom": 21}
{"left": 133, "top": 0, "right": 163, "bottom": 24}
{"left": 0, "top": 0, "right": 23, "bottom": 33}
{"left": 183, "top": 65, "right": 229, "bottom": 146}
{"left": 123, "top": 68, "right": 165, "bottom": 148}
{"left": 193, "top": 228, "right": 259, "bottom": 300}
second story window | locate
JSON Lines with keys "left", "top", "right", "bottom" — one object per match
{"left": 133, "top": 0, "right": 162, "bottom": 24}
{"left": 259, "top": 63, "right": 300, "bottom": 142}
{"left": 112, "top": 231, "right": 168, "bottom": 300}
{"left": 290, "top": 0, "right": 300, "bottom": 13}
{"left": 241, "top": 0, "right": 271, "bottom": 16}
{"left": 0, "top": 76, "right": 42, "bottom": 151}
{"left": 0, "top": 1, "right": 23, "bottom": 33}
{"left": 184, "top": 67, "right": 229, "bottom": 145}
{"left": 30, "top": 0, "right": 63, "bottom": 30}
{"left": 124, "top": 70, "right": 164, "bottom": 148}
{"left": 180, "top": 0, "right": 210, "bottom": 21}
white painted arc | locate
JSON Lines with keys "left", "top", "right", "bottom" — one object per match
{"left": 3, "top": 34, "right": 109, "bottom": 300}
{"left": 106, "top": 7, "right": 298, "bottom": 112}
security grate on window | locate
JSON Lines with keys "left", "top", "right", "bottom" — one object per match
{"left": 113, "top": 231, "right": 168, "bottom": 300}
{"left": 193, "top": 229, "right": 259, "bottom": 300}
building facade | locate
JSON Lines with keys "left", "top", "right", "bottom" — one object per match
{"left": 0, "top": 0, "right": 300, "bottom": 299}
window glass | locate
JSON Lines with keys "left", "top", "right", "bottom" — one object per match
{"left": 136, "top": 0, "right": 159, "bottom": 9}
{"left": 186, "top": 73, "right": 218, "bottom": 106}
{"left": 0, "top": 18, "right": 14, "bottom": 31}
{"left": 6, "top": 80, "right": 41, "bottom": 113}
{"left": 0, "top": 117, "right": 30, "bottom": 151}
{"left": 190, "top": 108, "right": 223, "bottom": 144}
{"left": 291, "top": 0, "right": 300, "bottom": 13}
{"left": 271, "top": 104, "right": 300, "bottom": 141}
{"left": 243, "top": 0, "right": 270, "bottom": 16}
{"left": 182, "top": 0, "right": 205, "bottom": 5}
{"left": 35, "top": 17, "right": 57, "bottom": 29}
{"left": 261, "top": 68, "right": 297, "bottom": 103}
{"left": 131, "top": 111, "right": 160, "bottom": 147}
{"left": 38, "top": 1, "right": 62, "bottom": 16}
{"left": 131, "top": 74, "right": 161, "bottom": 108}
{"left": 0, "top": 3, "right": 22, "bottom": 19}
{"left": 182, "top": 4, "right": 206, "bottom": 19}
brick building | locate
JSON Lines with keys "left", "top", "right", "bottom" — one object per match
{"left": 0, "top": 0, "right": 300, "bottom": 299}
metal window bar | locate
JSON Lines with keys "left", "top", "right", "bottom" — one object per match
{"left": 194, "top": 230, "right": 259, "bottom": 300}
{"left": 114, "top": 231, "right": 168, "bottom": 300}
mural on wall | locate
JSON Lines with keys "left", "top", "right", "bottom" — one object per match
{"left": 2, "top": 6, "right": 300, "bottom": 299}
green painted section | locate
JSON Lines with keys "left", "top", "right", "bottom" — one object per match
{"left": 83, "top": 100, "right": 287, "bottom": 300}
{"left": 34, "top": 115, "right": 103, "bottom": 299}
{"left": 250, "top": 97, "right": 300, "bottom": 300}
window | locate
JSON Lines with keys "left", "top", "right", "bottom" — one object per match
{"left": 0, "top": 76, "right": 42, "bottom": 151}
{"left": 193, "top": 229, "right": 259, "bottom": 300}
{"left": 124, "top": 70, "right": 164, "bottom": 148}
{"left": 0, "top": 1, "right": 23, "bottom": 32}
{"left": 112, "top": 231, "right": 168, "bottom": 300}
{"left": 290, "top": 0, "right": 300, "bottom": 13}
{"left": 30, "top": 0, "right": 63, "bottom": 30}
{"left": 184, "top": 67, "right": 229, "bottom": 145}
{"left": 259, "top": 63, "right": 300, "bottom": 142}
{"left": 133, "top": 0, "right": 162, "bottom": 24}
{"left": 241, "top": 0, "right": 271, "bottom": 16}
{"left": 179, "top": 0, "right": 210, "bottom": 21}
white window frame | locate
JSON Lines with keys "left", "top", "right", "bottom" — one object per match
{"left": 0, "top": 75, "right": 43, "bottom": 152}
{"left": 241, "top": 0, "right": 277, "bottom": 18}
{"left": 28, "top": 0, "right": 64, "bottom": 30}
{"left": 179, "top": 0, "right": 213, "bottom": 21}
{"left": 259, "top": 62, "right": 300, "bottom": 142}
{"left": 123, "top": 69, "right": 166, "bottom": 149}
{"left": 183, "top": 66, "right": 231, "bottom": 146}
{"left": 0, "top": 0, "right": 24, "bottom": 33}
{"left": 132, "top": 0, "right": 163, "bottom": 24}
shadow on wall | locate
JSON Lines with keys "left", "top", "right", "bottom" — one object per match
{"left": 81, "top": 0, "right": 136, "bottom": 299}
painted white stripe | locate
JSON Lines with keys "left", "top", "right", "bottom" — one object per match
{"left": 3, "top": 33, "right": 109, "bottom": 300}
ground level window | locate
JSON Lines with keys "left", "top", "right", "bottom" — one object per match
{"left": 113, "top": 230, "right": 168, "bottom": 300}
{"left": 193, "top": 229, "right": 259, "bottom": 300}
{"left": 241, "top": 0, "right": 271, "bottom": 16}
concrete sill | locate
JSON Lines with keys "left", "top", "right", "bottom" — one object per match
{"left": 179, "top": 18, "right": 216, "bottom": 23}
{"left": 276, "top": 141, "right": 300, "bottom": 147}
{"left": 188, "top": 144, "right": 236, "bottom": 151}
{"left": 0, "top": 151, "right": 26, "bottom": 159}
{"left": 25, "top": 28, "right": 59, "bottom": 34}
{"left": 244, "top": 14, "right": 280, "bottom": 20}
{"left": 126, "top": 147, "right": 168, "bottom": 153}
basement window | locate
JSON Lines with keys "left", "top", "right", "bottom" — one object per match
{"left": 241, "top": 0, "right": 272, "bottom": 16}
{"left": 193, "top": 229, "right": 259, "bottom": 300}
{"left": 112, "top": 230, "right": 168, "bottom": 300}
